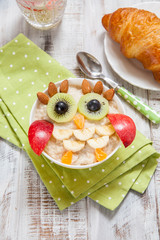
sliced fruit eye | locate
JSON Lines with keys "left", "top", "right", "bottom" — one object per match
{"left": 87, "top": 99, "right": 101, "bottom": 112}
{"left": 47, "top": 93, "right": 77, "bottom": 123}
{"left": 55, "top": 101, "right": 68, "bottom": 115}
{"left": 78, "top": 93, "right": 109, "bottom": 120}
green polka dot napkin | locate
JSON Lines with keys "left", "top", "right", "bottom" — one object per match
{"left": 0, "top": 34, "right": 159, "bottom": 211}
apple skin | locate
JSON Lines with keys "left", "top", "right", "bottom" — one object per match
{"left": 107, "top": 114, "right": 136, "bottom": 148}
{"left": 28, "top": 120, "right": 54, "bottom": 155}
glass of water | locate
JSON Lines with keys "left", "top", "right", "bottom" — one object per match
{"left": 16, "top": 0, "right": 67, "bottom": 30}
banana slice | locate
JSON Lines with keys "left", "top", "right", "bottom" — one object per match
{"left": 73, "top": 127, "right": 95, "bottom": 141}
{"left": 63, "top": 140, "right": 85, "bottom": 152}
{"left": 53, "top": 129, "right": 73, "bottom": 140}
{"left": 96, "top": 124, "right": 115, "bottom": 136}
{"left": 87, "top": 136, "right": 109, "bottom": 149}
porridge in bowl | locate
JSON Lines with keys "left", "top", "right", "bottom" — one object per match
{"left": 30, "top": 78, "right": 124, "bottom": 167}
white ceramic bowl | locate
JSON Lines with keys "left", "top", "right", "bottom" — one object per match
{"left": 30, "top": 78, "right": 125, "bottom": 169}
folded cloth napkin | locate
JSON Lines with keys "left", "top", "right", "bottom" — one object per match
{"left": 0, "top": 34, "right": 159, "bottom": 211}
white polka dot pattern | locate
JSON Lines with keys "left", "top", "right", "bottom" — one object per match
{"left": 118, "top": 87, "right": 160, "bottom": 124}
{"left": 0, "top": 35, "right": 157, "bottom": 212}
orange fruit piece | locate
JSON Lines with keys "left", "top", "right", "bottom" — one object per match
{"left": 73, "top": 114, "right": 85, "bottom": 129}
{"left": 95, "top": 148, "right": 107, "bottom": 162}
{"left": 61, "top": 151, "right": 72, "bottom": 165}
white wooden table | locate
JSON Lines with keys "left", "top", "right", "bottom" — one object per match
{"left": 0, "top": 0, "right": 160, "bottom": 239}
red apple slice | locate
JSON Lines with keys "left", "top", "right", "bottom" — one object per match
{"left": 28, "top": 120, "right": 54, "bottom": 155}
{"left": 107, "top": 114, "right": 136, "bottom": 148}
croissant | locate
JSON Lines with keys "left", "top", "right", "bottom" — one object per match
{"left": 102, "top": 8, "right": 160, "bottom": 83}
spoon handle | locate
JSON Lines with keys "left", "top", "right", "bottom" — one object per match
{"left": 117, "top": 87, "right": 160, "bottom": 124}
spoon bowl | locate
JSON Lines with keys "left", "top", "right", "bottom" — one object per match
{"left": 76, "top": 51, "right": 118, "bottom": 89}
{"left": 76, "top": 52, "right": 103, "bottom": 78}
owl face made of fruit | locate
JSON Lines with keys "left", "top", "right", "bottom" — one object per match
{"left": 37, "top": 79, "right": 111, "bottom": 123}
{"left": 28, "top": 79, "right": 136, "bottom": 166}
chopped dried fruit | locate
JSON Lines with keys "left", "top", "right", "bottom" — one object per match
{"left": 82, "top": 79, "right": 92, "bottom": 94}
{"left": 73, "top": 114, "right": 85, "bottom": 129}
{"left": 103, "top": 88, "right": 115, "bottom": 101}
{"left": 37, "top": 92, "right": 49, "bottom": 105}
{"left": 61, "top": 151, "right": 73, "bottom": 164}
{"left": 95, "top": 148, "right": 107, "bottom": 162}
{"left": 48, "top": 82, "right": 57, "bottom": 97}
{"left": 60, "top": 80, "right": 69, "bottom": 93}
{"left": 93, "top": 81, "right": 103, "bottom": 94}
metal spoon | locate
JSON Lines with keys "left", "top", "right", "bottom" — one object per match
{"left": 76, "top": 51, "right": 160, "bottom": 124}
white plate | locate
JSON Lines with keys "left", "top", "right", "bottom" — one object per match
{"left": 104, "top": 2, "right": 160, "bottom": 91}
{"left": 30, "top": 78, "right": 125, "bottom": 169}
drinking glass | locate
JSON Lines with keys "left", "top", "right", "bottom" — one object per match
{"left": 16, "top": 0, "right": 67, "bottom": 30}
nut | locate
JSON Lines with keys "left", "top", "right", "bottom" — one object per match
{"left": 82, "top": 79, "right": 92, "bottom": 94}
{"left": 93, "top": 81, "right": 103, "bottom": 94}
{"left": 37, "top": 92, "right": 49, "bottom": 105}
{"left": 60, "top": 80, "right": 68, "bottom": 93}
{"left": 103, "top": 88, "right": 115, "bottom": 101}
{"left": 48, "top": 82, "right": 57, "bottom": 97}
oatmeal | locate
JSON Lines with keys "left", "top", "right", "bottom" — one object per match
{"left": 33, "top": 80, "right": 121, "bottom": 166}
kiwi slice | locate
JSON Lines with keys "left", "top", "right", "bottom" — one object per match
{"left": 78, "top": 93, "right": 109, "bottom": 120}
{"left": 47, "top": 93, "right": 77, "bottom": 123}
